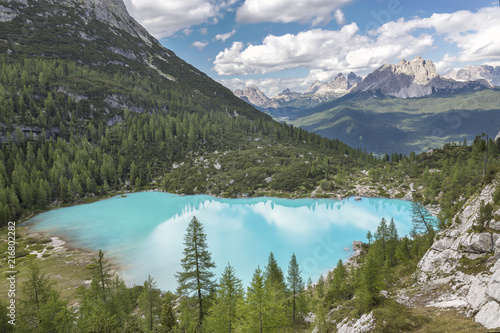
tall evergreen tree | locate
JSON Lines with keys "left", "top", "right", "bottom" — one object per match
{"left": 327, "top": 259, "right": 349, "bottom": 302}
{"left": 77, "top": 251, "right": 132, "bottom": 332}
{"left": 175, "top": 216, "right": 216, "bottom": 328}
{"left": 287, "top": 253, "right": 303, "bottom": 323}
{"left": 356, "top": 250, "right": 384, "bottom": 313}
{"left": 205, "top": 263, "right": 244, "bottom": 332}
{"left": 138, "top": 275, "right": 162, "bottom": 332}
{"left": 240, "top": 266, "right": 286, "bottom": 332}
{"left": 160, "top": 292, "right": 177, "bottom": 332}
{"left": 264, "top": 252, "right": 286, "bottom": 293}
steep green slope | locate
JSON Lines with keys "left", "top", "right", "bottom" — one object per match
{"left": 288, "top": 89, "right": 500, "bottom": 154}
{"left": 0, "top": 0, "right": 267, "bottom": 121}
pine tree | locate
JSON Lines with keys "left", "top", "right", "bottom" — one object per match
{"left": 205, "top": 263, "right": 244, "bottom": 332}
{"left": 287, "top": 253, "right": 303, "bottom": 323}
{"left": 175, "top": 216, "right": 216, "bottom": 328}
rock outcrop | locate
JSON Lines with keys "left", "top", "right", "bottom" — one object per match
{"left": 353, "top": 56, "right": 493, "bottom": 98}
{"left": 416, "top": 179, "right": 500, "bottom": 329}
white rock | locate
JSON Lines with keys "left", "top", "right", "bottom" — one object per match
{"left": 475, "top": 301, "right": 500, "bottom": 329}
{"left": 462, "top": 233, "right": 493, "bottom": 253}
{"left": 466, "top": 278, "right": 489, "bottom": 312}
{"left": 486, "top": 269, "right": 500, "bottom": 303}
{"left": 337, "top": 312, "right": 375, "bottom": 333}
{"left": 427, "top": 299, "right": 468, "bottom": 308}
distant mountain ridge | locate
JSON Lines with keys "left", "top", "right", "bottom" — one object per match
{"left": 352, "top": 56, "right": 493, "bottom": 98}
{"left": 234, "top": 57, "right": 493, "bottom": 112}
{"left": 233, "top": 72, "right": 362, "bottom": 110}
{"left": 445, "top": 65, "right": 500, "bottom": 87}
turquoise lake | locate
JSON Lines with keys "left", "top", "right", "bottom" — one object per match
{"left": 27, "top": 192, "right": 414, "bottom": 291}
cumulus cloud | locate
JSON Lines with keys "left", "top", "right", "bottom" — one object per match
{"left": 215, "top": 29, "right": 236, "bottom": 42}
{"left": 334, "top": 9, "right": 345, "bottom": 25}
{"left": 213, "top": 22, "right": 432, "bottom": 76}
{"left": 191, "top": 41, "right": 209, "bottom": 50}
{"left": 214, "top": 6, "right": 500, "bottom": 77}
{"left": 372, "top": 7, "right": 500, "bottom": 63}
{"left": 123, "top": 0, "right": 220, "bottom": 38}
{"left": 236, "top": 0, "right": 352, "bottom": 25}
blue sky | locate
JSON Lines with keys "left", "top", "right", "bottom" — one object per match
{"left": 123, "top": 0, "right": 500, "bottom": 96}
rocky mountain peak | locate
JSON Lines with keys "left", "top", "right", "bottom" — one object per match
{"left": 347, "top": 72, "right": 362, "bottom": 85}
{"left": 353, "top": 57, "right": 492, "bottom": 98}
{"left": 233, "top": 86, "right": 271, "bottom": 107}
{"left": 445, "top": 65, "right": 500, "bottom": 87}
{"left": 394, "top": 56, "right": 439, "bottom": 85}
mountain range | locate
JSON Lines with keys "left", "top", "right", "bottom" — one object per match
{"left": 234, "top": 72, "right": 361, "bottom": 110}
{"left": 446, "top": 64, "right": 500, "bottom": 87}
{"left": 234, "top": 57, "right": 499, "bottom": 154}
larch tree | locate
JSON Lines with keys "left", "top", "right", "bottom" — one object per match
{"left": 175, "top": 216, "right": 216, "bottom": 328}
{"left": 411, "top": 197, "right": 434, "bottom": 234}
{"left": 264, "top": 252, "right": 287, "bottom": 294}
{"left": 138, "top": 275, "right": 162, "bottom": 332}
{"left": 241, "top": 266, "right": 285, "bottom": 333}
{"left": 287, "top": 253, "right": 303, "bottom": 324}
{"left": 18, "top": 260, "right": 73, "bottom": 332}
{"left": 205, "top": 263, "right": 244, "bottom": 332}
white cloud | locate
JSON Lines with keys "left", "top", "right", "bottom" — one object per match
{"left": 123, "top": 0, "right": 220, "bottom": 38}
{"left": 484, "top": 61, "right": 500, "bottom": 67}
{"left": 200, "top": 27, "right": 208, "bottom": 35}
{"left": 334, "top": 9, "right": 345, "bottom": 26}
{"left": 214, "top": 6, "right": 500, "bottom": 79}
{"left": 236, "top": 0, "right": 352, "bottom": 25}
{"left": 213, "top": 23, "right": 432, "bottom": 76}
{"left": 372, "top": 7, "right": 500, "bottom": 63}
{"left": 191, "top": 41, "right": 209, "bottom": 50}
{"left": 215, "top": 29, "right": 236, "bottom": 42}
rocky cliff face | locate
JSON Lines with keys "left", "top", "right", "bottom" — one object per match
{"left": 446, "top": 65, "right": 500, "bottom": 87}
{"left": 353, "top": 57, "right": 493, "bottom": 98}
{"left": 414, "top": 179, "right": 500, "bottom": 329}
